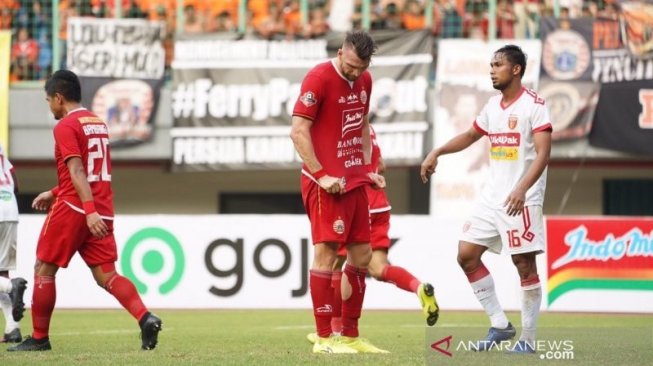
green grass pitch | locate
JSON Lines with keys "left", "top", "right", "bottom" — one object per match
{"left": 2, "top": 309, "right": 652, "bottom": 365}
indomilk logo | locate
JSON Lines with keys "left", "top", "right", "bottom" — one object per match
{"left": 546, "top": 219, "right": 653, "bottom": 305}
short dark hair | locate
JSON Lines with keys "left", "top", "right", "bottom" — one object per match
{"left": 495, "top": 44, "right": 527, "bottom": 79}
{"left": 344, "top": 30, "right": 377, "bottom": 62}
{"left": 44, "top": 70, "right": 82, "bottom": 102}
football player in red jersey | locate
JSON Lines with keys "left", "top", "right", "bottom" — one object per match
{"left": 290, "top": 31, "right": 388, "bottom": 354}
{"left": 9, "top": 70, "right": 161, "bottom": 352}
{"left": 307, "top": 125, "right": 440, "bottom": 347}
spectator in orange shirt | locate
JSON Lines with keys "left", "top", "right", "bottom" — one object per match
{"left": 402, "top": 0, "right": 425, "bottom": 30}
{"left": 11, "top": 28, "right": 39, "bottom": 81}
{"left": 283, "top": 0, "right": 302, "bottom": 39}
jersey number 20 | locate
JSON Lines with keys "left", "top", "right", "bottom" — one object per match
{"left": 88, "top": 137, "right": 111, "bottom": 182}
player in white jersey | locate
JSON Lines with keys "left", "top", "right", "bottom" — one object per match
{"left": 421, "top": 45, "right": 552, "bottom": 354}
{"left": 0, "top": 143, "right": 28, "bottom": 343}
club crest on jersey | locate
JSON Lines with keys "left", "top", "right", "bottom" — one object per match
{"left": 333, "top": 218, "right": 345, "bottom": 234}
{"left": 360, "top": 90, "right": 367, "bottom": 104}
{"left": 463, "top": 221, "right": 472, "bottom": 232}
{"left": 300, "top": 91, "right": 317, "bottom": 107}
{"left": 508, "top": 114, "right": 518, "bottom": 130}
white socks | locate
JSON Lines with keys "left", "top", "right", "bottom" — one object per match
{"left": 0, "top": 277, "right": 11, "bottom": 293}
{"left": 0, "top": 293, "right": 19, "bottom": 333}
{"left": 469, "top": 272, "right": 509, "bottom": 329}
{"left": 520, "top": 277, "right": 542, "bottom": 344}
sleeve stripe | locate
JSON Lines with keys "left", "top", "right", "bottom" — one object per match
{"left": 533, "top": 123, "right": 553, "bottom": 133}
{"left": 473, "top": 120, "right": 488, "bottom": 135}
{"left": 292, "top": 113, "right": 315, "bottom": 122}
{"left": 62, "top": 154, "right": 82, "bottom": 162}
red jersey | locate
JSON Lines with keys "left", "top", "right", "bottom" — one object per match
{"left": 366, "top": 125, "right": 390, "bottom": 213}
{"left": 54, "top": 108, "right": 114, "bottom": 218}
{"left": 293, "top": 60, "right": 373, "bottom": 192}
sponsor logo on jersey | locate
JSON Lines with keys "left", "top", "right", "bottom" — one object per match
{"left": 490, "top": 133, "right": 520, "bottom": 160}
{"left": 338, "top": 96, "right": 346, "bottom": 104}
{"left": 360, "top": 90, "right": 367, "bottom": 104}
{"left": 299, "top": 91, "right": 317, "bottom": 107}
{"left": 316, "top": 304, "right": 333, "bottom": 313}
{"left": 508, "top": 115, "right": 518, "bottom": 130}
{"left": 346, "top": 92, "right": 359, "bottom": 104}
{"left": 491, "top": 147, "right": 519, "bottom": 160}
{"left": 489, "top": 133, "right": 520, "bottom": 147}
{"left": 333, "top": 218, "right": 345, "bottom": 234}
{"left": 342, "top": 107, "right": 364, "bottom": 138}
{"left": 0, "top": 190, "right": 12, "bottom": 201}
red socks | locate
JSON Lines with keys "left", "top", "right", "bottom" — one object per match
{"left": 342, "top": 264, "right": 367, "bottom": 338}
{"left": 31, "top": 275, "right": 56, "bottom": 339}
{"left": 105, "top": 274, "right": 148, "bottom": 322}
{"left": 330, "top": 270, "right": 343, "bottom": 333}
{"left": 310, "top": 269, "right": 333, "bottom": 338}
{"left": 380, "top": 265, "right": 421, "bottom": 293}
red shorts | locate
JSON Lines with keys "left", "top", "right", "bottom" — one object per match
{"left": 301, "top": 178, "right": 370, "bottom": 245}
{"left": 337, "top": 210, "right": 390, "bottom": 256}
{"left": 37, "top": 199, "right": 117, "bottom": 268}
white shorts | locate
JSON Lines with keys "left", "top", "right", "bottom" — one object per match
{"left": 460, "top": 203, "right": 545, "bottom": 255}
{"left": 0, "top": 222, "right": 17, "bottom": 271}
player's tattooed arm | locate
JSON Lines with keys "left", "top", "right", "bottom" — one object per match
{"left": 290, "top": 115, "right": 344, "bottom": 194}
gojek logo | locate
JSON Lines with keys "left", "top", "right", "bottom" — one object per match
{"left": 121, "top": 227, "right": 185, "bottom": 295}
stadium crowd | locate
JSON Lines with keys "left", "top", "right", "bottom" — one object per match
{"left": 1, "top": 0, "right": 618, "bottom": 82}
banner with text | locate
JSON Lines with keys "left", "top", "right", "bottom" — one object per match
{"left": 539, "top": 17, "right": 599, "bottom": 141}
{"left": 67, "top": 17, "right": 166, "bottom": 148}
{"left": 15, "top": 214, "right": 536, "bottom": 311}
{"left": 541, "top": 1, "right": 653, "bottom": 155}
{"left": 171, "top": 31, "right": 432, "bottom": 170}
{"left": 430, "top": 40, "right": 542, "bottom": 217}
{"left": 546, "top": 216, "right": 653, "bottom": 312}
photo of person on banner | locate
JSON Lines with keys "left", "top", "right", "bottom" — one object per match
{"left": 107, "top": 97, "right": 140, "bottom": 134}
{"left": 91, "top": 79, "right": 155, "bottom": 146}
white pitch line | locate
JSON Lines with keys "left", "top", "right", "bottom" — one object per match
{"left": 51, "top": 327, "right": 174, "bottom": 336}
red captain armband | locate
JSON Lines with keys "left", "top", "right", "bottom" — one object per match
{"left": 312, "top": 169, "right": 327, "bottom": 180}
{"left": 50, "top": 186, "right": 60, "bottom": 197}
{"left": 82, "top": 201, "right": 97, "bottom": 215}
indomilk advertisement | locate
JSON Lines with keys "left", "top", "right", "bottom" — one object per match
{"left": 171, "top": 30, "right": 432, "bottom": 171}
{"left": 430, "top": 40, "right": 542, "bottom": 217}
{"left": 546, "top": 216, "right": 653, "bottom": 312}
{"left": 67, "top": 17, "right": 166, "bottom": 148}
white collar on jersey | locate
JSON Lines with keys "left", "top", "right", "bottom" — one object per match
{"left": 331, "top": 58, "right": 354, "bottom": 88}
{"left": 66, "top": 107, "right": 87, "bottom": 116}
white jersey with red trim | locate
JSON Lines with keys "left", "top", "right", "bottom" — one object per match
{"left": 0, "top": 143, "right": 18, "bottom": 222}
{"left": 473, "top": 88, "right": 552, "bottom": 209}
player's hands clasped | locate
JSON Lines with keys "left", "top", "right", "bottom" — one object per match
{"left": 420, "top": 150, "right": 440, "bottom": 183}
{"left": 504, "top": 187, "right": 526, "bottom": 216}
{"left": 368, "top": 172, "right": 386, "bottom": 189}
{"left": 32, "top": 190, "right": 55, "bottom": 211}
{"left": 318, "top": 175, "right": 346, "bottom": 194}
{"left": 86, "top": 212, "right": 109, "bottom": 238}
